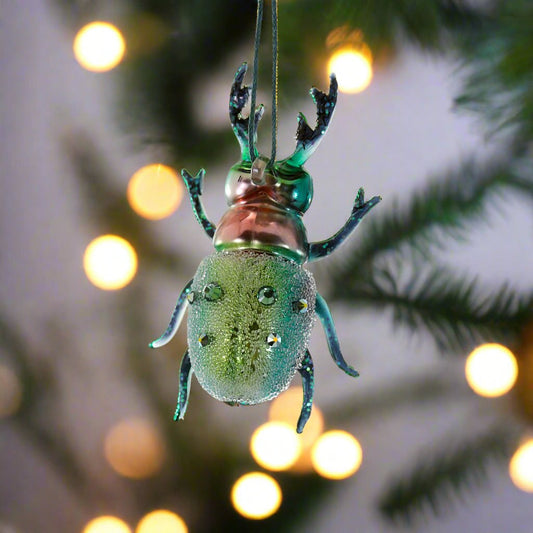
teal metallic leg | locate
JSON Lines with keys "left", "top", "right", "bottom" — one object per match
{"left": 308, "top": 189, "right": 381, "bottom": 262}
{"left": 297, "top": 349, "right": 314, "bottom": 434}
{"left": 315, "top": 293, "right": 359, "bottom": 378}
{"left": 174, "top": 350, "right": 193, "bottom": 420}
{"left": 149, "top": 280, "right": 193, "bottom": 348}
{"left": 181, "top": 169, "right": 216, "bottom": 239}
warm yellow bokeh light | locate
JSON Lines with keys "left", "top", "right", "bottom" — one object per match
{"left": 83, "top": 516, "right": 131, "bottom": 533}
{"left": 104, "top": 418, "right": 165, "bottom": 479}
{"left": 509, "top": 439, "right": 533, "bottom": 493}
{"left": 84, "top": 235, "right": 138, "bottom": 290}
{"left": 465, "top": 343, "right": 518, "bottom": 398}
{"left": 328, "top": 48, "right": 373, "bottom": 94}
{"left": 0, "top": 365, "right": 23, "bottom": 418}
{"left": 311, "top": 430, "right": 363, "bottom": 480}
{"left": 268, "top": 386, "right": 324, "bottom": 472}
{"left": 127, "top": 164, "right": 183, "bottom": 220}
{"left": 136, "top": 510, "right": 188, "bottom": 533}
{"left": 74, "top": 22, "right": 126, "bottom": 72}
{"left": 231, "top": 472, "right": 282, "bottom": 519}
{"left": 250, "top": 421, "right": 302, "bottom": 471}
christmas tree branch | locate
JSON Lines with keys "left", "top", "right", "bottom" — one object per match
{"left": 332, "top": 149, "right": 529, "bottom": 281}
{"left": 333, "top": 264, "right": 533, "bottom": 353}
{"left": 455, "top": 0, "right": 533, "bottom": 138}
{"left": 331, "top": 0, "right": 484, "bottom": 50}
{"left": 378, "top": 424, "right": 519, "bottom": 523}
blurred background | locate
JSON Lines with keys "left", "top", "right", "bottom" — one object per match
{"left": 1, "top": 1, "right": 532, "bottom": 532}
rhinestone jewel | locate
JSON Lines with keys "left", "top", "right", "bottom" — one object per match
{"left": 198, "top": 334, "right": 210, "bottom": 347}
{"left": 266, "top": 333, "right": 281, "bottom": 347}
{"left": 292, "top": 298, "right": 308, "bottom": 313}
{"left": 257, "top": 286, "right": 277, "bottom": 305}
{"left": 187, "top": 291, "right": 196, "bottom": 303}
{"left": 203, "top": 282, "right": 223, "bottom": 301}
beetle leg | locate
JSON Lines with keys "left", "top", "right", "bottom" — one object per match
{"left": 181, "top": 168, "right": 217, "bottom": 239}
{"left": 174, "top": 350, "right": 193, "bottom": 420}
{"left": 297, "top": 349, "right": 315, "bottom": 433}
{"left": 315, "top": 292, "right": 359, "bottom": 378}
{"left": 149, "top": 279, "right": 193, "bottom": 348}
{"left": 308, "top": 189, "right": 381, "bottom": 261}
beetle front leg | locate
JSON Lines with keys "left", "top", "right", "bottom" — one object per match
{"left": 297, "top": 350, "right": 315, "bottom": 434}
{"left": 308, "top": 188, "right": 381, "bottom": 261}
{"left": 174, "top": 350, "right": 193, "bottom": 420}
{"left": 149, "top": 279, "right": 193, "bottom": 348}
{"left": 181, "top": 169, "right": 216, "bottom": 239}
{"left": 315, "top": 293, "right": 359, "bottom": 378}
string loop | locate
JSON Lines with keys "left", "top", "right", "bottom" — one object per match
{"left": 248, "top": 0, "right": 278, "bottom": 167}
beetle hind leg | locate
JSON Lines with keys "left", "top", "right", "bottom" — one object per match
{"left": 315, "top": 292, "right": 359, "bottom": 378}
{"left": 296, "top": 350, "right": 315, "bottom": 434}
{"left": 174, "top": 350, "right": 193, "bottom": 421}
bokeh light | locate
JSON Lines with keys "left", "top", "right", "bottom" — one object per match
{"left": 250, "top": 421, "right": 302, "bottom": 471}
{"left": 73, "top": 22, "right": 126, "bottom": 72}
{"left": 104, "top": 418, "right": 165, "bottom": 479}
{"left": 465, "top": 343, "right": 518, "bottom": 398}
{"left": 269, "top": 386, "right": 324, "bottom": 472}
{"left": 311, "top": 430, "right": 363, "bottom": 480}
{"left": 231, "top": 472, "right": 282, "bottom": 519}
{"left": 0, "top": 365, "right": 23, "bottom": 418}
{"left": 127, "top": 164, "right": 183, "bottom": 220}
{"left": 136, "top": 510, "right": 188, "bottom": 533}
{"left": 83, "top": 516, "right": 131, "bottom": 533}
{"left": 327, "top": 48, "right": 373, "bottom": 93}
{"left": 509, "top": 439, "right": 533, "bottom": 493}
{"left": 84, "top": 235, "right": 138, "bottom": 290}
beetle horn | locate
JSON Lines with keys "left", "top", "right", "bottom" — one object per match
{"left": 229, "top": 63, "right": 264, "bottom": 163}
{"left": 282, "top": 74, "right": 338, "bottom": 169}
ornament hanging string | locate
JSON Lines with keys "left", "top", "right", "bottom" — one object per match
{"left": 248, "top": 0, "right": 279, "bottom": 166}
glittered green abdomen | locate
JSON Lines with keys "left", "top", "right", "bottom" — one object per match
{"left": 187, "top": 250, "right": 316, "bottom": 404}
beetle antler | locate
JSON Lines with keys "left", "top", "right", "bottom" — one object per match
{"left": 229, "top": 63, "right": 265, "bottom": 163}
{"left": 282, "top": 74, "right": 338, "bottom": 169}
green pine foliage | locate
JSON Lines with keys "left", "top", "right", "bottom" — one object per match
{"left": 4, "top": 0, "right": 531, "bottom": 530}
{"left": 455, "top": 0, "right": 533, "bottom": 138}
{"left": 329, "top": 144, "right": 533, "bottom": 353}
{"left": 379, "top": 426, "right": 520, "bottom": 523}
{"left": 346, "top": 263, "right": 533, "bottom": 353}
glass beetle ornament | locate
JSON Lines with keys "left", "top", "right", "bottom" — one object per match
{"left": 150, "top": 64, "right": 381, "bottom": 432}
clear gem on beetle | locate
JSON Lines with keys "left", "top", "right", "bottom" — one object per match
{"left": 292, "top": 298, "right": 308, "bottom": 313}
{"left": 257, "top": 286, "right": 277, "bottom": 305}
{"left": 198, "top": 334, "right": 210, "bottom": 347}
{"left": 266, "top": 333, "right": 281, "bottom": 347}
{"left": 187, "top": 291, "right": 196, "bottom": 303}
{"left": 203, "top": 282, "right": 223, "bottom": 301}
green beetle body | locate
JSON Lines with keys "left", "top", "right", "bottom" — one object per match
{"left": 188, "top": 250, "right": 316, "bottom": 404}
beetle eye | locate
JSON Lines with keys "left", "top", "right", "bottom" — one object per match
{"left": 257, "top": 286, "right": 277, "bottom": 305}
{"left": 203, "top": 283, "right": 223, "bottom": 301}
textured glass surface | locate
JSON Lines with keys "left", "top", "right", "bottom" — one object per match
{"left": 188, "top": 250, "right": 316, "bottom": 404}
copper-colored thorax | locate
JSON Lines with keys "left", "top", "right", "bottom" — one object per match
{"left": 214, "top": 194, "right": 309, "bottom": 263}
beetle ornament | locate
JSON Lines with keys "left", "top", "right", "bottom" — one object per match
{"left": 150, "top": 64, "right": 381, "bottom": 433}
